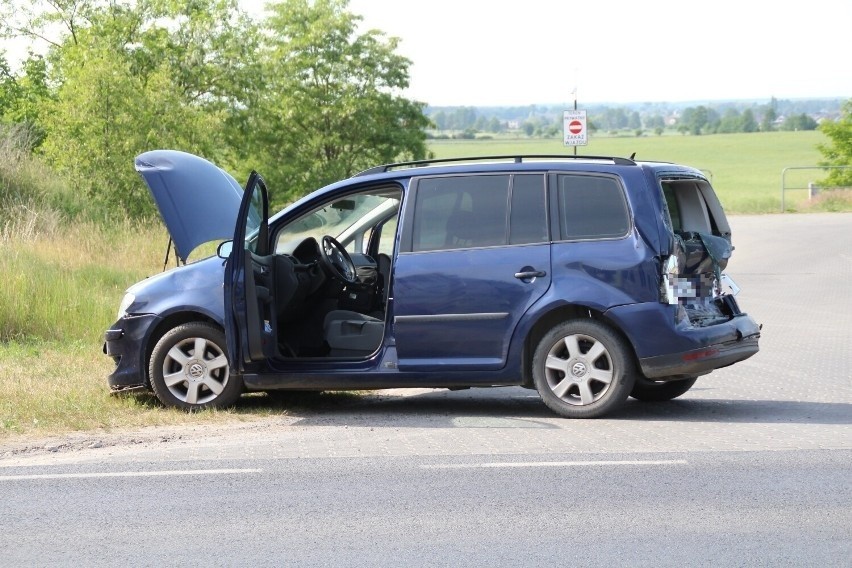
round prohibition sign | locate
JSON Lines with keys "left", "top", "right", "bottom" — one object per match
{"left": 568, "top": 120, "right": 583, "bottom": 134}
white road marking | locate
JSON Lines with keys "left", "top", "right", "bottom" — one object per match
{"left": 421, "top": 459, "right": 688, "bottom": 469}
{"left": 0, "top": 468, "right": 262, "bottom": 481}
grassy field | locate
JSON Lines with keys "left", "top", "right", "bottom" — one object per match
{"left": 0, "top": 202, "right": 345, "bottom": 438}
{"left": 429, "top": 130, "right": 831, "bottom": 213}
{"left": 1, "top": 129, "right": 849, "bottom": 440}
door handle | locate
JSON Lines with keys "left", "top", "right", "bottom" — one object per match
{"left": 514, "top": 270, "right": 546, "bottom": 280}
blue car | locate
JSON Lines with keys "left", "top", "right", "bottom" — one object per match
{"left": 104, "top": 150, "right": 760, "bottom": 418}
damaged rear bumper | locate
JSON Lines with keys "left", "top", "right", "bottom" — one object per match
{"left": 638, "top": 319, "right": 760, "bottom": 378}
{"left": 605, "top": 301, "right": 761, "bottom": 380}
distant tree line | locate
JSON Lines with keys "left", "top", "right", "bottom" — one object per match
{"left": 425, "top": 97, "right": 837, "bottom": 138}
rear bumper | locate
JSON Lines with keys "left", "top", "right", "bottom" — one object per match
{"left": 638, "top": 329, "right": 759, "bottom": 378}
{"left": 605, "top": 301, "right": 761, "bottom": 379}
{"left": 103, "top": 314, "right": 160, "bottom": 389}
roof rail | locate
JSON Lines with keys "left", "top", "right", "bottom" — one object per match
{"left": 354, "top": 154, "right": 637, "bottom": 177}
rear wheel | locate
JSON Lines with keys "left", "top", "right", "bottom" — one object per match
{"left": 630, "top": 376, "right": 698, "bottom": 402}
{"left": 149, "top": 322, "right": 242, "bottom": 409}
{"left": 532, "top": 319, "right": 635, "bottom": 419}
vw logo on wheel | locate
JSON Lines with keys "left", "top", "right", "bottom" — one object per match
{"left": 571, "top": 361, "right": 587, "bottom": 377}
{"left": 188, "top": 362, "right": 205, "bottom": 379}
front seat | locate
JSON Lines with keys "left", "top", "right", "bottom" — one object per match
{"left": 324, "top": 253, "right": 392, "bottom": 357}
{"left": 323, "top": 310, "right": 383, "bottom": 357}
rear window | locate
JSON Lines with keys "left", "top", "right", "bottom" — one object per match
{"left": 556, "top": 174, "right": 630, "bottom": 240}
{"left": 510, "top": 174, "right": 548, "bottom": 245}
{"left": 411, "top": 175, "right": 510, "bottom": 252}
{"left": 408, "top": 174, "right": 548, "bottom": 252}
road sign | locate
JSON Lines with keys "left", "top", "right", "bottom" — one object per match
{"left": 563, "top": 110, "right": 588, "bottom": 146}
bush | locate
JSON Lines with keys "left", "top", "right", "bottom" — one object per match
{"left": 0, "top": 124, "right": 46, "bottom": 206}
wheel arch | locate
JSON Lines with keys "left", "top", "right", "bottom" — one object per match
{"left": 520, "top": 303, "right": 640, "bottom": 388}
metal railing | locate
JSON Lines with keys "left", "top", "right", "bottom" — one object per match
{"left": 780, "top": 166, "right": 852, "bottom": 212}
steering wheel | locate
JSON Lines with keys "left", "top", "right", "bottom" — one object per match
{"left": 320, "top": 236, "right": 358, "bottom": 284}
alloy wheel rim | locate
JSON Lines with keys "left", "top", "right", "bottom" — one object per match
{"left": 543, "top": 333, "right": 614, "bottom": 406}
{"left": 162, "top": 336, "right": 229, "bottom": 404}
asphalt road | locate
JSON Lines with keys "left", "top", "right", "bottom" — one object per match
{"left": 1, "top": 212, "right": 851, "bottom": 567}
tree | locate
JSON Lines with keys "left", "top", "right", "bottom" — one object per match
{"left": 683, "top": 106, "right": 709, "bottom": 135}
{"left": 42, "top": 40, "right": 229, "bottom": 215}
{"left": 2, "top": 0, "right": 258, "bottom": 215}
{"left": 818, "top": 99, "right": 852, "bottom": 187}
{"left": 781, "top": 113, "right": 818, "bottom": 131}
{"left": 761, "top": 107, "right": 777, "bottom": 132}
{"left": 645, "top": 114, "right": 665, "bottom": 131}
{"left": 431, "top": 110, "right": 447, "bottom": 131}
{"left": 247, "top": 0, "right": 430, "bottom": 207}
{"left": 718, "top": 108, "right": 742, "bottom": 133}
{"left": 0, "top": 53, "right": 52, "bottom": 147}
{"left": 628, "top": 111, "right": 641, "bottom": 130}
{"left": 741, "top": 108, "right": 758, "bottom": 133}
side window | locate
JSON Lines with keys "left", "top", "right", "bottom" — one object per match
{"left": 509, "top": 174, "right": 548, "bottom": 244}
{"left": 412, "top": 175, "right": 510, "bottom": 252}
{"left": 557, "top": 174, "right": 630, "bottom": 240}
{"left": 375, "top": 216, "right": 398, "bottom": 256}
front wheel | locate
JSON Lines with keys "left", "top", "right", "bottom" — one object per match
{"left": 630, "top": 376, "right": 698, "bottom": 402}
{"left": 149, "top": 322, "right": 242, "bottom": 410}
{"left": 532, "top": 319, "right": 635, "bottom": 419}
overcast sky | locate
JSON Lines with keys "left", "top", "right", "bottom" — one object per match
{"left": 339, "top": 0, "right": 851, "bottom": 106}
{"left": 4, "top": 0, "right": 850, "bottom": 107}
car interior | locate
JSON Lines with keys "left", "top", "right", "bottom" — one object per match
{"left": 258, "top": 186, "right": 402, "bottom": 360}
{"left": 661, "top": 178, "right": 737, "bottom": 326}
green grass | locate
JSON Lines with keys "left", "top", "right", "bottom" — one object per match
{"left": 428, "top": 130, "right": 833, "bottom": 213}
{"left": 0, "top": 337, "right": 360, "bottom": 437}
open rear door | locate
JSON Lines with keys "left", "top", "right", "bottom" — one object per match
{"left": 224, "top": 172, "right": 277, "bottom": 371}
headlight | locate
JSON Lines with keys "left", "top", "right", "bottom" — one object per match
{"left": 117, "top": 293, "right": 136, "bottom": 320}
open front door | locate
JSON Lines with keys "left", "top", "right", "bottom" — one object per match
{"left": 224, "top": 172, "right": 276, "bottom": 372}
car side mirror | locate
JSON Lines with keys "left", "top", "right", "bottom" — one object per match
{"left": 217, "top": 240, "right": 233, "bottom": 259}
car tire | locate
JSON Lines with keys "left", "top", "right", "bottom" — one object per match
{"left": 630, "top": 376, "right": 698, "bottom": 402}
{"left": 149, "top": 322, "right": 242, "bottom": 410}
{"left": 532, "top": 319, "right": 635, "bottom": 419}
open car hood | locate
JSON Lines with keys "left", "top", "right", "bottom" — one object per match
{"left": 135, "top": 150, "right": 244, "bottom": 262}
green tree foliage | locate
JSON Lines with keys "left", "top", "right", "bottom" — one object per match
{"left": 781, "top": 113, "right": 818, "bottom": 131}
{"left": 717, "top": 108, "right": 742, "bottom": 133}
{"left": 1, "top": 0, "right": 258, "bottom": 215}
{"left": 741, "top": 108, "right": 758, "bottom": 133}
{"left": 760, "top": 107, "right": 777, "bottom": 132}
{"left": 246, "top": 0, "right": 429, "bottom": 206}
{"left": 0, "top": 53, "right": 51, "bottom": 147}
{"left": 628, "top": 111, "right": 641, "bottom": 130}
{"left": 0, "top": 53, "right": 17, "bottom": 116}
{"left": 1, "top": 0, "right": 429, "bottom": 215}
{"left": 645, "top": 114, "right": 665, "bottom": 131}
{"left": 818, "top": 100, "right": 852, "bottom": 186}
{"left": 678, "top": 106, "right": 717, "bottom": 135}
{"left": 42, "top": 41, "right": 228, "bottom": 215}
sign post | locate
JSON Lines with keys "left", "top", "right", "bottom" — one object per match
{"left": 563, "top": 109, "right": 588, "bottom": 152}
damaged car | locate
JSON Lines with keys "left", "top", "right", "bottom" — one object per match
{"left": 104, "top": 150, "right": 760, "bottom": 418}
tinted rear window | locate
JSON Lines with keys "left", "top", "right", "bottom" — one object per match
{"left": 510, "top": 174, "right": 548, "bottom": 244}
{"left": 556, "top": 174, "right": 630, "bottom": 240}
{"left": 411, "top": 175, "right": 510, "bottom": 252}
